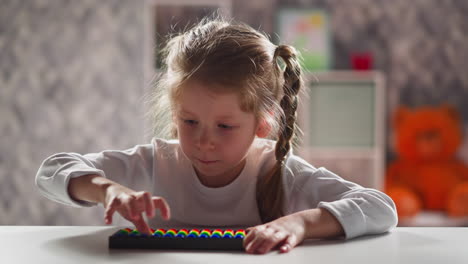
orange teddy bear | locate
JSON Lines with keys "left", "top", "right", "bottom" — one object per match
{"left": 385, "top": 104, "right": 468, "bottom": 219}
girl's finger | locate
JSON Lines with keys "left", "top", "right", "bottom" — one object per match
{"left": 125, "top": 196, "right": 138, "bottom": 219}
{"left": 132, "top": 215, "right": 152, "bottom": 235}
{"left": 243, "top": 233, "right": 254, "bottom": 248}
{"left": 104, "top": 197, "right": 120, "bottom": 224}
{"left": 243, "top": 225, "right": 265, "bottom": 248}
{"left": 152, "top": 197, "right": 171, "bottom": 220}
{"left": 244, "top": 235, "right": 263, "bottom": 254}
{"left": 279, "top": 234, "right": 298, "bottom": 253}
{"left": 133, "top": 194, "right": 148, "bottom": 212}
{"left": 143, "top": 192, "right": 155, "bottom": 218}
{"left": 244, "top": 227, "right": 269, "bottom": 254}
{"left": 249, "top": 227, "right": 276, "bottom": 254}
{"left": 258, "top": 231, "right": 288, "bottom": 254}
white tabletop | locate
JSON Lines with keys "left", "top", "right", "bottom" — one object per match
{"left": 0, "top": 226, "right": 467, "bottom": 264}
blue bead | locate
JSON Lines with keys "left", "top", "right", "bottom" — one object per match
{"left": 187, "top": 234, "right": 197, "bottom": 238}
{"left": 199, "top": 234, "right": 209, "bottom": 238}
{"left": 115, "top": 231, "right": 127, "bottom": 237}
{"left": 222, "top": 234, "right": 233, "bottom": 238}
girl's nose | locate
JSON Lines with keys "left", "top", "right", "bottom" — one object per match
{"left": 196, "top": 128, "right": 215, "bottom": 151}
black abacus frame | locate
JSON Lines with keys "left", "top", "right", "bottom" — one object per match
{"left": 109, "top": 233, "right": 244, "bottom": 251}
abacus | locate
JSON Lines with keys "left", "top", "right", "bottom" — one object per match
{"left": 109, "top": 228, "right": 246, "bottom": 251}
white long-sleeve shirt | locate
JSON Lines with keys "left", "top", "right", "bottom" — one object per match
{"left": 36, "top": 138, "right": 397, "bottom": 239}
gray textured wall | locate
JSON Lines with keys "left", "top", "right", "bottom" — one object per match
{"left": 1, "top": 0, "right": 468, "bottom": 225}
{"left": 1, "top": 0, "right": 146, "bottom": 225}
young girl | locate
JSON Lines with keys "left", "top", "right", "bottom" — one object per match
{"left": 36, "top": 18, "right": 397, "bottom": 254}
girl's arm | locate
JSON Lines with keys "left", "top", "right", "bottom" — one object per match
{"left": 68, "top": 174, "right": 170, "bottom": 234}
{"left": 35, "top": 143, "right": 154, "bottom": 207}
{"left": 300, "top": 207, "right": 344, "bottom": 238}
{"left": 244, "top": 207, "right": 343, "bottom": 254}
{"left": 244, "top": 157, "right": 397, "bottom": 254}
{"left": 67, "top": 174, "right": 114, "bottom": 204}
{"left": 35, "top": 142, "right": 171, "bottom": 234}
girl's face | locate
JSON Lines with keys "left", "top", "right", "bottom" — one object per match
{"left": 175, "top": 80, "right": 267, "bottom": 188}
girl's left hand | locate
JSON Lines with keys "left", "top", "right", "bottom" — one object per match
{"left": 243, "top": 212, "right": 306, "bottom": 254}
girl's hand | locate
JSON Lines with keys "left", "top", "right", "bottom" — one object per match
{"left": 103, "top": 184, "right": 171, "bottom": 235}
{"left": 243, "top": 212, "right": 306, "bottom": 254}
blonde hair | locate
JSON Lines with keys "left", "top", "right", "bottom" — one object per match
{"left": 147, "top": 17, "right": 303, "bottom": 223}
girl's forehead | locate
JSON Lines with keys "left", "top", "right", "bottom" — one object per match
{"left": 181, "top": 79, "right": 239, "bottom": 95}
{"left": 178, "top": 81, "right": 243, "bottom": 106}
{"left": 176, "top": 87, "right": 254, "bottom": 119}
{"left": 179, "top": 107, "right": 240, "bottom": 120}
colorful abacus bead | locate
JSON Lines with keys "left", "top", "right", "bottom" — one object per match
{"left": 187, "top": 229, "right": 200, "bottom": 238}
{"left": 222, "top": 230, "right": 234, "bottom": 238}
{"left": 176, "top": 229, "right": 188, "bottom": 238}
{"left": 153, "top": 229, "right": 165, "bottom": 237}
{"left": 199, "top": 229, "right": 212, "bottom": 238}
{"left": 129, "top": 229, "right": 140, "bottom": 236}
{"left": 116, "top": 228, "right": 246, "bottom": 239}
{"left": 234, "top": 230, "right": 246, "bottom": 238}
{"left": 211, "top": 229, "right": 223, "bottom": 238}
{"left": 164, "top": 229, "right": 177, "bottom": 237}
{"left": 115, "top": 229, "right": 130, "bottom": 236}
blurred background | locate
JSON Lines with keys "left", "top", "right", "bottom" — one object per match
{"left": 1, "top": 0, "right": 468, "bottom": 226}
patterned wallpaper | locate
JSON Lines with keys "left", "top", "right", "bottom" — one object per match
{"left": 1, "top": 0, "right": 467, "bottom": 225}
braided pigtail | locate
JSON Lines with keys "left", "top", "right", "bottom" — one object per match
{"left": 256, "top": 45, "right": 302, "bottom": 223}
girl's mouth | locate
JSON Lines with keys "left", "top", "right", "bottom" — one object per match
{"left": 198, "top": 159, "right": 218, "bottom": 164}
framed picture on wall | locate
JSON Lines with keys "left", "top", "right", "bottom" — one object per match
{"left": 276, "top": 9, "right": 331, "bottom": 71}
{"left": 144, "top": 0, "right": 232, "bottom": 83}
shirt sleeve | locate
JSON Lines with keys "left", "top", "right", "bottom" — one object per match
{"left": 285, "top": 156, "right": 398, "bottom": 240}
{"left": 35, "top": 143, "right": 155, "bottom": 208}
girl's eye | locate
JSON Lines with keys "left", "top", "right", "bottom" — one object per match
{"left": 218, "top": 124, "right": 234, "bottom": 130}
{"left": 184, "top": 119, "right": 198, "bottom": 125}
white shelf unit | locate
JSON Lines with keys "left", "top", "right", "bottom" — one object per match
{"left": 296, "top": 71, "right": 386, "bottom": 190}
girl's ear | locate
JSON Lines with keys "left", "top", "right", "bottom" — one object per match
{"left": 255, "top": 119, "right": 271, "bottom": 138}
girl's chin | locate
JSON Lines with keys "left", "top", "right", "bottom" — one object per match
{"left": 193, "top": 163, "right": 220, "bottom": 176}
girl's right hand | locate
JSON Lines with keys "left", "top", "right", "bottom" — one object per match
{"left": 103, "top": 184, "right": 171, "bottom": 235}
